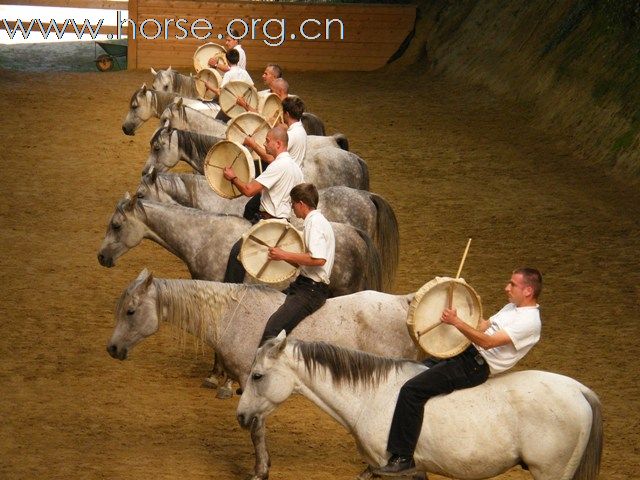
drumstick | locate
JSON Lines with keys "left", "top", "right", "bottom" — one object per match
{"left": 447, "top": 238, "right": 472, "bottom": 308}
{"left": 417, "top": 238, "right": 472, "bottom": 338}
{"left": 256, "top": 226, "right": 290, "bottom": 278}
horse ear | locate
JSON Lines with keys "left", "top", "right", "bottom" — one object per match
{"left": 176, "top": 97, "right": 183, "bottom": 107}
{"left": 125, "top": 191, "right": 137, "bottom": 210}
{"left": 141, "top": 83, "right": 147, "bottom": 93}
{"left": 167, "top": 65, "right": 172, "bottom": 72}
{"left": 149, "top": 166, "right": 158, "bottom": 182}
{"left": 135, "top": 268, "right": 154, "bottom": 289}
{"left": 267, "top": 330, "right": 288, "bottom": 358}
{"left": 150, "top": 67, "right": 157, "bottom": 75}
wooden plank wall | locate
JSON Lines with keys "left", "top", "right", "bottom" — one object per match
{"left": 128, "top": 0, "right": 416, "bottom": 71}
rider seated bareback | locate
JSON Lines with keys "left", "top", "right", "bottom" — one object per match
{"left": 374, "top": 268, "right": 543, "bottom": 477}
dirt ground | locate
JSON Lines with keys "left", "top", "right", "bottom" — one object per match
{"left": 1, "top": 58, "right": 639, "bottom": 480}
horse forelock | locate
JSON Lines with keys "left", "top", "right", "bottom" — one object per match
{"left": 291, "top": 340, "right": 406, "bottom": 389}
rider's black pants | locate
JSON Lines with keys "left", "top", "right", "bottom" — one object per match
{"left": 387, "top": 345, "right": 490, "bottom": 457}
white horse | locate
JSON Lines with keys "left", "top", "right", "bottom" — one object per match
{"left": 136, "top": 171, "right": 399, "bottom": 289}
{"left": 151, "top": 67, "right": 199, "bottom": 98}
{"left": 97, "top": 195, "right": 384, "bottom": 297}
{"left": 107, "top": 270, "right": 418, "bottom": 480}
{"left": 237, "top": 333, "right": 603, "bottom": 480}
{"left": 143, "top": 126, "right": 369, "bottom": 191}
{"left": 122, "top": 84, "right": 223, "bottom": 136}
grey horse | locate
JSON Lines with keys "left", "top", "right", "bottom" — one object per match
{"left": 149, "top": 68, "right": 337, "bottom": 140}
{"left": 97, "top": 194, "right": 384, "bottom": 297}
{"left": 122, "top": 84, "right": 223, "bottom": 136}
{"left": 151, "top": 67, "right": 199, "bottom": 98}
{"left": 136, "top": 171, "right": 399, "bottom": 290}
{"left": 106, "top": 269, "right": 418, "bottom": 480}
{"left": 143, "top": 127, "right": 369, "bottom": 190}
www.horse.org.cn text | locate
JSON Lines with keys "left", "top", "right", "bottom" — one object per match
{"left": 1, "top": 11, "right": 346, "bottom": 46}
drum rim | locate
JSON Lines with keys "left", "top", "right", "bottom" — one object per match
{"left": 407, "top": 276, "right": 483, "bottom": 359}
{"left": 219, "top": 81, "right": 259, "bottom": 118}
{"left": 260, "top": 93, "right": 283, "bottom": 127}
{"left": 203, "top": 140, "right": 255, "bottom": 199}
{"left": 193, "top": 42, "right": 226, "bottom": 72}
{"left": 195, "top": 68, "right": 222, "bottom": 101}
{"left": 240, "top": 219, "right": 305, "bottom": 284}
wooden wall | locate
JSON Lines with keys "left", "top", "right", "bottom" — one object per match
{"left": 128, "top": 0, "right": 416, "bottom": 71}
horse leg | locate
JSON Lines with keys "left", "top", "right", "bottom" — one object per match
{"left": 201, "top": 351, "right": 226, "bottom": 389}
{"left": 250, "top": 416, "right": 271, "bottom": 480}
{"left": 216, "top": 377, "right": 234, "bottom": 399}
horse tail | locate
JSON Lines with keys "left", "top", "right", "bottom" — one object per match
{"left": 369, "top": 193, "right": 399, "bottom": 292}
{"left": 332, "top": 133, "right": 349, "bottom": 151}
{"left": 356, "top": 155, "right": 370, "bottom": 191}
{"left": 571, "top": 388, "right": 602, "bottom": 480}
{"left": 355, "top": 228, "right": 384, "bottom": 293}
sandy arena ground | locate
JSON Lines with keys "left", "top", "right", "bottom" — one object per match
{"left": 0, "top": 59, "right": 639, "bottom": 479}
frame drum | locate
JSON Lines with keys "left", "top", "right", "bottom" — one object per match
{"left": 240, "top": 219, "right": 305, "bottom": 284}
{"left": 406, "top": 277, "right": 483, "bottom": 359}
{"left": 193, "top": 42, "right": 227, "bottom": 72}
{"left": 195, "top": 68, "right": 222, "bottom": 101}
{"left": 219, "top": 81, "right": 259, "bottom": 118}
{"left": 259, "top": 93, "right": 283, "bottom": 127}
{"left": 204, "top": 140, "right": 255, "bottom": 199}
{"left": 226, "top": 112, "right": 271, "bottom": 160}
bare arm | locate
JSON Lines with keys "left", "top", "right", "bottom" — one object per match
{"left": 441, "top": 308, "right": 512, "bottom": 350}
{"left": 268, "top": 247, "right": 326, "bottom": 267}
{"left": 244, "top": 137, "right": 274, "bottom": 163}
{"left": 223, "top": 166, "right": 263, "bottom": 197}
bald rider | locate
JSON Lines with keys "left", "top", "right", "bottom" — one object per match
{"left": 222, "top": 125, "right": 304, "bottom": 283}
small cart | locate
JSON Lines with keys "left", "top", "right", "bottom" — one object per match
{"left": 94, "top": 41, "right": 127, "bottom": 72}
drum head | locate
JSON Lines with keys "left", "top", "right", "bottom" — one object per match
{"left": 407, "top": 277, "right": 483, "bottom": 359}
{"left": 260, "top": 93, "right": 283, "bottom": 127}
{"left": 240, "top": 219, "right": 305, "bottom": 284}
{"left": 193, "top": 42, "right": 227, "bottom": 72}
{"left": 195, "top": 68, "right": 222, "bottom": 101}
{"left": 219, "top": 81, "right": 259, "bottom": 118}
{"left": 226, "top": 113, "right": 270, "bottom": 160}
{"left": 204, "top": 140, "right": 255, "bottom": 199}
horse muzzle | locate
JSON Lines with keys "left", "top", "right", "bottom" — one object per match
{"left": 122, "top": 124, "right": 136, "bottom": 136}
{"left": 107, "top": 343, "right": 128, "bottom": 360}
{"left": 97, "top": 252, "right": 115, "bottom": 267}
{"left": 236, "top": 412, "right": 258, "bottom": 430}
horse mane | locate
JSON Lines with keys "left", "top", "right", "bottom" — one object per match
{"left": 151, "top": 279, "right": 275, "bottom": 350}
{"left": 171, "top": 70, "right": 196, "bottom": 96}
{"left": 176, "top": 129, "right": 222, "bottom": 162}
{"left": 291, "top": 340, "right": 410, "bottom": 389}
{"left": 152, "top": 91, "right": 182, "bottom": 115}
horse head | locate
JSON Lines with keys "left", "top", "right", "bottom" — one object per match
{"left": 122, "top": 83, "right": 154, "bottom": 135}
{"left": 107, "top": 269, "right": 160, "bottom": 360}
{"left": 142, "top": 126, "right": 180, "bottom": 175}
{"left": 236, "top": 331, "right": 296, "bottom": 429}
{"left": 151, "top": 66, "right": 174, "bottom": 93}
{"left": 97, "top": 192, "right": 146, "bottom": 267}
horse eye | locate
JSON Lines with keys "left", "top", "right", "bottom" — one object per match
{"left": 126, "top": 308, "right": 135, "bottom": 316}
{"left": 136, "top": 191, "right": 145, "bottom": 198}
{"left": 153, "top": 144, "right": 161, "bottom": 151}
{"left": 111, "top": 222, "right": 121, "bottom": 230}
{"left": 252, "top": 373, "right": 263, "bottom": 381}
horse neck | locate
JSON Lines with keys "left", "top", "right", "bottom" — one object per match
{"left": 152, "top": 91, "right": 179, "bottom": 117}
{"left": 138, "top": 200, "right": 212, "bottom": 262}
{"left": 174, "top": 72, "right": 197, "bottom": 97}
{"left": 154, "top": 278, "right": 238, "bottom": 348}
{"left": 157, "top": 173, "right": 191, "bottom": 206}
{"left": 282, "top": 346, "right": 381, "bottom": 431}
{"left": 176, "top": 130, "right": 211, "bottom": 173}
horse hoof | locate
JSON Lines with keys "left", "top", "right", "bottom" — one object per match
{"left": 201, "top": 376, "right": 219, "bottom": 389}
{"left": 216, "top": 386, "right": 233, "bottom": 399}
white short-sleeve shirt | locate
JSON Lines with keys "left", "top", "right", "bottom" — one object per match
{"left": 234, "top": 45, "right": 247, "bottom": 70}
{"left": 255, "top": 152, "right": 304, "bottom": 219}
{"left": 287, "top": 121, "right": 307, "bottom": 168}
{"left": 300, "top": 210, "right": 335, "bottom": 284}
{"left": 221, "top": 65, "right": 253, "bottom": 88}
{"left": 478, "top": 303, "right": 541, "bottom": 375}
